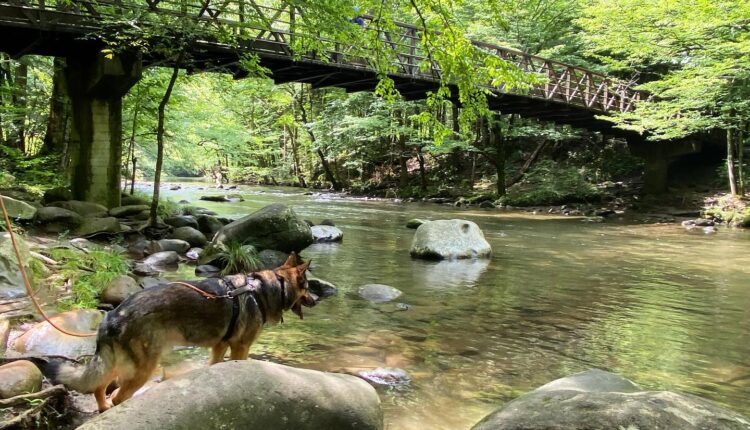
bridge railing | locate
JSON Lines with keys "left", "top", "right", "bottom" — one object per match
{"left": 0, "top": 0, "right": 641, "bottom": 113}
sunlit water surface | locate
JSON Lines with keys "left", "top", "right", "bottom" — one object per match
{"left": 151, "top": 182, "right": 750, "bottom": 429}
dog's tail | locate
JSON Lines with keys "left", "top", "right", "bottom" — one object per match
{"left": 45, "top": 343, "right": 115, "bottom": 393}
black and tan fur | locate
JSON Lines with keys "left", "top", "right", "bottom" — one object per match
{"left": 47, "top": 253, "right": 315, "bottom": 412}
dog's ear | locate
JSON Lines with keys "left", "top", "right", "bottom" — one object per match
{"left": 296, "top": 260, "right": 311, "bottom": 275}
{"left": 281, "top": 252, "right": 298, "bottom": 268}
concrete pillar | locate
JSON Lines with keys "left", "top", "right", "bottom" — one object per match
{"left": 627, "top": 137, "right": 703, "bottom": 195}
{"left": 66, "top": 53, "right": 141, "bottom": 208}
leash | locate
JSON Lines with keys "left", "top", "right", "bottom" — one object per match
{"left": 0, "top": 192, "right": 97, "bottom": 337}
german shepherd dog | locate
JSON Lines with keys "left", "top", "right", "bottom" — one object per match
{"left": 48, "top": 253, "right": 315, "bottom": 412}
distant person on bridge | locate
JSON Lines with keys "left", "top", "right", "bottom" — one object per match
{"left": 350, "top": 6, "right": 365, "bottom": 26}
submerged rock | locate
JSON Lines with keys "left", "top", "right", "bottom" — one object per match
{"left": 358, "top": 367, "right": 411, "bottom": 388}
{"left": 359, "top": 284, "right": 402, "bottom": 303}
{"left": 471, "top": 369, "right": 750, "bottom": 430}
{"left": 410, "top": 219, "right": 492, "bottom": 260}
{"left": 1, "top": 196, "right": 37, "bottom": 221}
{"left": 12, "top": 309, "right": 103, "bottom": 358}
{"left": 0, "top": 360, "right": 42, "bottom": 399}
{"left": 308, "top": 277, "right": 338, "bottom": 298}
{"left": 76, "top": 360, "right": 382, "bottom": 430}
{"left": 406, "top": 219, "right": 426, "bottom": 229}
{"left": 195, "top": 264, "right": 220, "bottom": 277}
{"left": 311, "top": 225, "right": 343, "bottom": 243}
{"left": 213, "top": 204, "right": 313, "bottom": 253}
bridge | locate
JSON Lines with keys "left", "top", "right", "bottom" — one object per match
{"left": 0, "top": 0, "right": 647, "bottom": 206}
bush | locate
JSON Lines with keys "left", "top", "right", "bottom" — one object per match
{"left": 202, "top": 241, "right": 261, "bottom": 275}
{"left": 500, "top": 160, "right": 602, "bottom": 206}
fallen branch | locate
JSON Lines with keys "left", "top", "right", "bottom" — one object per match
{"left": 30, "top": 252, "right": 58, "bottom": 266}
{"left": 507, "top": 140, "right": 549, "bottom": 187}
{"left": 0, "top": 385, "right": 67, "bottom": 408}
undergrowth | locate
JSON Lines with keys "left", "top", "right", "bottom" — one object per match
{"left": 47, "top": 248, "right": 129, "bottom": 310}
{"left": 202, "top": 241, "right": 261, "bottom": 275}
{"left": 499, "top": 160, "right": 601, "bottom": 206}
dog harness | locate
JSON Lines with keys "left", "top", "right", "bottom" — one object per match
{"left": 220, "top": 275, "right": 288, "bottom": 341}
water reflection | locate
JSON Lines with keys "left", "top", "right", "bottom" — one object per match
{"left": 146, "top": 182, "right": 750, "bottom": 430}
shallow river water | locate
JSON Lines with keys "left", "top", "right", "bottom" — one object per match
{"left": 154, "top": 183, "right": 750, "bottom": 429}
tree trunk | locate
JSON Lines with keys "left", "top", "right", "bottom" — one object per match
{"left": 397, "top": 135, "right": 408, "bottom": 188}
{"left": 123, "top": 102, "right": 139, "bottom": 192}
{"left": 42, "top": 58, "right": 70, "bottom": 157}
{"left": 738, "top": 124, "right": 745, "bottom": 196}
{"left": 10, "top": 58, "right": 28, "bottom": 152}
{"left": 490, "top": 117, "right": 506, "bottom": 196}
{"left": 417, "top": 146, "right": 428, "bottom": 192}
{"left": 727, "top": 128, "right": 738, "bottom": 196}
{"left": 298, "top": 87, "right": 339, "bottom": 190}
{"left": 149, "top": 64, "right": 180, "bottom": 227}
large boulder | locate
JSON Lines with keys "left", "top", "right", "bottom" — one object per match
{"left": 11, "top": 309, "right": 103, "bottom": 358}
{"left": 0, "top": 360, "right": 42, "bottom": 398}
{"left": 410, "top": 219, "right": 492, "bottom": 260}
{"left": 74, "top": 217, "right": 123, "bottom": 236}
{"left": 471, "top": 369, "right": 750, "bottom": 430}
{"left": 1, "top": 196, "right": 36, "bottom": 221}
{"left": 311, "top": 225, "right": 344, "bottom": 243}
{"left": 213, "top": 204, "right": 313, "bottom": 253}
{"left": 77, "top": 360, "right": 383, "bottom": 430}
{"left": 196, "top": 215, "right": 223, "bottom": 238}
{"left": 50, "top": 200, "right": 108, "bottom": 217}
{"left": 257, "top": 249, "right": 289, "bottom": 270}
{"left": 0, "top": 232, "right": 30, "bottom": 299}
{"left": 171, "top": 226, "right": 208, "bottom": 247}
{"left": 35, "top": 206, "right": 83, "bottom": 232}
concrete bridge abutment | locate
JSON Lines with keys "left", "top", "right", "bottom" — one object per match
{"left": 65, "top": 53, "right": 141, "bottom": 208}
{"left": 627, "top": 138, "right": 703, "bottom": 194}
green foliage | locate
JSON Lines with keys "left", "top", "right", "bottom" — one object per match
{"left": 203, "top": 241, "right": 261, "bottom": 276}
{"left": 500, "top": 160, "right": 601, "bottom": 206}
{"left": 48, "top": 248, "right": 129, "bottom": 310}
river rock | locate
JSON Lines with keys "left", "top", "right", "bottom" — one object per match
{"left": 359, "top": 284, "right": 402, "bottom": 303}
{"left": 406, "top": 219, "right": 426, "bottom": 229}
{"left": 358, "top": 367, "right": 411, "bottom": 388}
{"left": 150, "top": 239, "right": 191, "bottom": 254}
{"left": 171, "top": 226, "right": 208, "bottom": 247}
{"left": 143, "top": 251, "right": 180, "bottom": 268}
{"left": 311, "top": 225, "right": 343, "bottom": 243}
{"left": 50, "top": 200, "right": 108, "bottom": 217}
{"left": 196, "top": 264, "right": 220, "bottom": 277}
{"left": 109, "top": 205, "right": 150, "bottom": 218}
{"left": 77, "top": 360, "right": 382, "bottom": 430}
{"left": 42, "top": 187, "right": 73, "bottom": 204}
{"left": 74, "top": 217, "right": 122, "bottom": 236}
{"left": 0, "top": 360, "right": 43, "bottom": 399}
{"left": 186, "top": 247, "right": 202, "bottom": 261}
{"left": 12, "top": 309, "right": 103, "bottom": 358}
{"left": 308, "top": 277, "right": 338, "bottom": 298}
{"left": 1, "top": 196, "right": 36, "bottom": 221}
{"left": 35, "top": 206, "right": 83, "bottom": 232}
{"left": 138, "top": 277, "right": 163, "bottom": 289}
{"left": 164, "top": 215, "right": 198, "bottom": 229}
{"left": 410, "top": 219, "right": 492, "bottom": 260}
{"left": 213, "top": 204, "right": 313, "bottom": 253}
{"left": 471, "top": 369, "right": 750, "bottom": 430}
{"left": 199, "top": 195, "right": 230, "bottom": 202}
{"left": 257, "top": 249, "right": 289, "bottom": 269}
{"left": 319, "top": 219, "right": 336, "bottom": 226}
{"left": 100, "top": 275, "right": 141, "bottom": 306}
{"left": 196, "top": 215, "right": 223, "bottom": 238}
{"left": 0, "top": 232, "right": 30, "bottom": 299}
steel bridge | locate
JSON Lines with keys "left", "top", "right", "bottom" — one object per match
{"left": 0, "top": 0, "right": 641, "bottom": 133}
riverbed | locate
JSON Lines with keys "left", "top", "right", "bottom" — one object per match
{"left": 152, "top": 182, "right": 750, "bottom": 430}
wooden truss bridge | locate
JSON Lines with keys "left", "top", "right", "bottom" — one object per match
{"left": 0, "top": 0, "right": 642, "bottom": 132}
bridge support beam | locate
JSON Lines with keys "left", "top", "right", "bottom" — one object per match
{"left": 628, "top": 138, "right": 702, "bottom": 194}
{"left": 65, "top": 53, "right": 142, "bottom": 208}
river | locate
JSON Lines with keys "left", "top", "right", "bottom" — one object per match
{"left": 151, "top": 182, "right": 750, "bottom": 430}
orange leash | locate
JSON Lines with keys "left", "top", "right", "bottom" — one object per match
{"left": 0, "top": 192, "right": 97, "bottom": 337}
{"left": 167, "top": 281, "right": 222, "bottom": 299}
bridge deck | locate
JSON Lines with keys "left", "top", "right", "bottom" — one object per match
{"left": 0, "top": 0, "right": 641, "bottom": 133}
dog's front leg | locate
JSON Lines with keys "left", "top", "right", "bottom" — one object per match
{"left": 210, "top": 343, "right": 229, "bottom": 364}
